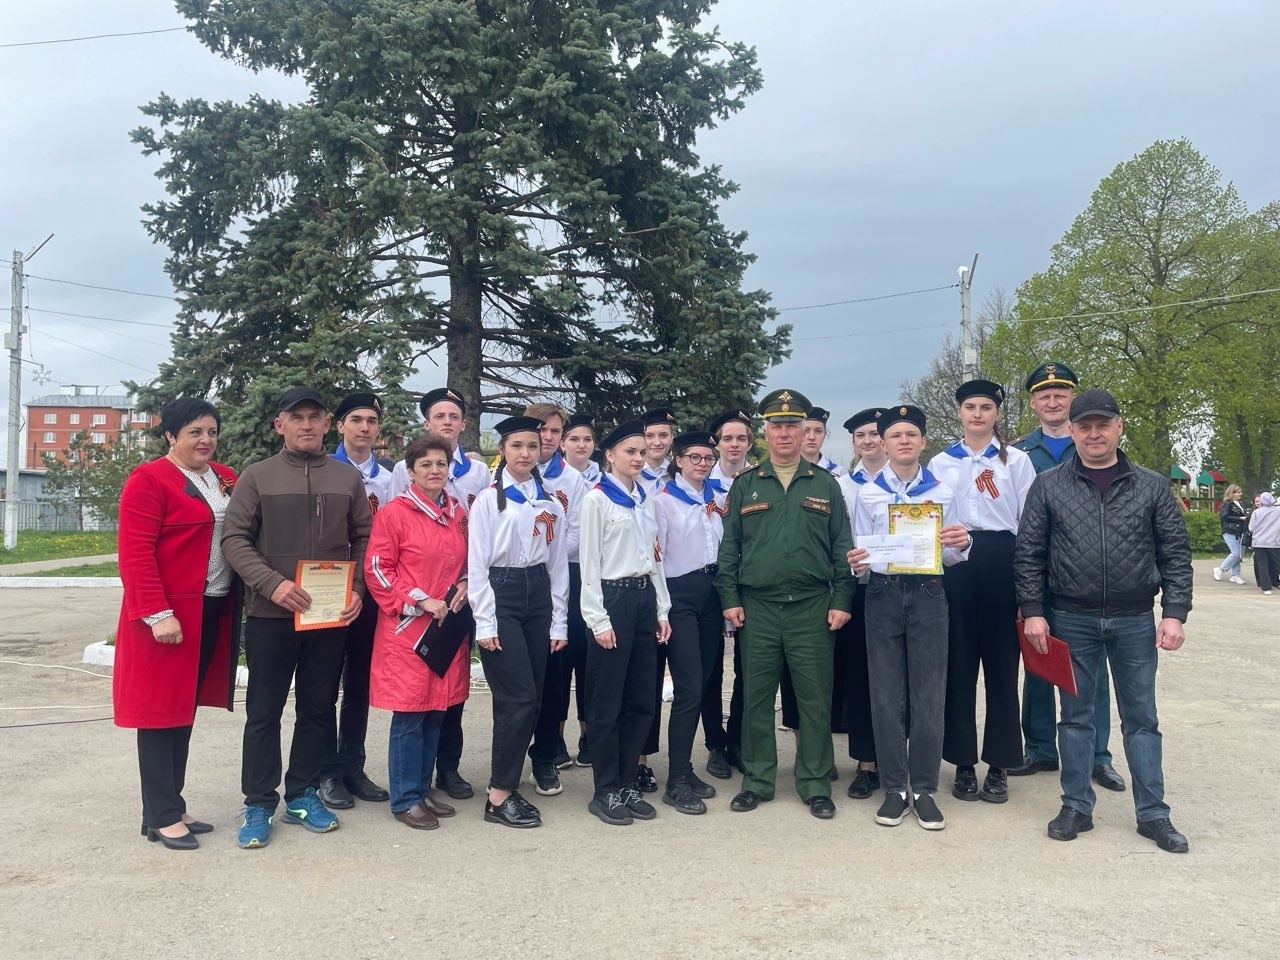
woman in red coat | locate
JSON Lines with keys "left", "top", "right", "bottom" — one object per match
{"left": 114, "top": 398, "right": 241, "bottom": 851}
{"left": 365, "top": 434, "right": 472, "bottom": 830}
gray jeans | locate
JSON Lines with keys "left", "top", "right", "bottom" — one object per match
{"left": 864, "top": 575, "right": 949, "bottom": 794}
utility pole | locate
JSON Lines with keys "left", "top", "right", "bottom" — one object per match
{"left": 958, "top": 253, "right": 979, "bottom": 382}
{"left": 5, "top": 234, "right": 52, "bottom": 550}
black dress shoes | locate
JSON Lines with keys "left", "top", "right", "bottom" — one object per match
{"left": 318, "top": 776, "right": 356, "bottom": 809}
{"left": 344, "top": 773, "right": 390, "bottom": 803}
{"left": 806, "top": 796, "right": 836, "bottom": 819}
{"left": 1047, "top": 804, "right": 1094, "bottom": 841}
{"left": 730, "top": 790, "right": 770, "bottom": 812}
{"left": 437, "top": 770, "right": 475, "bottom": 800}
{"left": 484, "top": 795, "right": 541, "bottom": 828}
{"left": 142, "top": 820, "right": 213, "bottom": 836}
{"left": 1092, "top": 763, "right": 1127, "bottom": 792}
{"left": 1137, "top": 818, "right": 1189, "bottom": 853}
{"left": 952, "top": 765, "right": 979, "bottom": 801}
{"left": 847, "top": 768, "right": 880, "bottom": 799}
{"left": 706, "top": 748, "right": 733, "bottom": 780}
{"left": 663, "top": 781, "right": 708, "bottom": 815}
{"left": 1009, "top": 755, "right": 1059, "bottom": 776}
{"left": 146, "top": 827, "right": 199, "bottom": 850}
{"left": 635, "top": 764, "right": 659, "bottom": 793}
{"left": 979, "top": 768, "right": 1008, "bottom": 804}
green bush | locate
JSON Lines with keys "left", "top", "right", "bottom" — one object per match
{"left": 1183, "top": 510, "right": 1224, "bottom": 554}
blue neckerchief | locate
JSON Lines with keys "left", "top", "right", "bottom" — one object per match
{"left": 331, "top": 443, "right": 379, "bottom": 477}
{"left": 874, "top": 466, "right": 941, "bottom": 501}
{"left": 818, "top": 454, "right": 839, "bottom": 473}
{"left": 452, "top": 446, "right": 473, "bottom": 479}
{"left": 501, "top": 478, "right": 548, "bottom": 505}
{"left": 663, "top": 478, "right": 715, "bottom": 508}
{"left": 851, "top": 470, "right": 870, "bottom": 485}
{"left": 707, "top": 477, "right": 727, "bottom": 495}
{"left": 542, "top": 451, "right": 567, "bottom": 479}
{"left": 943, "top": 441, "right": 999, "bottom": 459}
{"left": 640, "top": 460, "right": 667, "bottom": 483}
{"left": 596, "top": 473, "right": 644, "bottom": 509}
{"left": 578, "top": 461, "right": 601, "bottom": 483}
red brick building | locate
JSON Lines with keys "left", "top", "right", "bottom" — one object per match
{"left": 24, "top": 389, "right": 159, "bottom": 468}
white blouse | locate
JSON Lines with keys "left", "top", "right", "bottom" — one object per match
{"left": 927, "top": 441, "right": 1037, "bottom": 534}
{"left": 654, "top": 475, "right": 727, "bottom": 579}
{"left": 578, "top": 480, "right": 672, "bottom": 634}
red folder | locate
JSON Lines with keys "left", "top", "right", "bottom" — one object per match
{"left": 1016, "top": 620, "right": 1078, "bottom": 697}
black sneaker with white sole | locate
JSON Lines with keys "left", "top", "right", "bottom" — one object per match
{"left": 875, "top": 791, "right": 909, "bottom": 826}
{"left": 913, "top": 792, "right": 945, "bottom": 830}
{"left": 575, "top": 736, "right": 592, "bottom": 767}
{"left": 588, "top": 791, "right": 634, "bottom": 826}
{"left": 530, "top": 763, "right": 563, "bottom": 796}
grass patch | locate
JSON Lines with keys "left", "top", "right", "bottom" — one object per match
{"left": 0, "top": 530, "right": 117, "bottom": 564}
{"left": 26, "top": 561, "right": 120, "bottom": 578}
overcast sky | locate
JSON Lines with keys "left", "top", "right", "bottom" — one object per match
{"left": 2, "top": 0, "right": 1278, "bottom": 464}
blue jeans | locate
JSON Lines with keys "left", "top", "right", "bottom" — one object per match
{"left": 1050, "top": 610, "right": 1169, "bottom": 822}
{"left": 388, "top": 710, "right": 445, "bottom": 813}
{"left": 1218, "top": 533, "right": 1242, "bottom": 578}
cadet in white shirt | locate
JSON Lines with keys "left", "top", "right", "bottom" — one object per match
{"left": 650, "top": 431, "right": 726, "bottom": 814}
{"left": 319, "top": 393, "right": 393, "bottom": 811}
{"left": 639, "top": 407, "right": 678, "bottom": 498}
{"left": 468, "top": 416, "right": 569, "bottom": 829}
{"left": 558, "top": 412, "right": 599, "bottom": 765}
{"left": 849, "top": 405, "right": 972, "bottom": 832}
{"left": 579, "top": 419, "right": 673, "bottom": 825}
{"left": 389, "top": 387, "right": 493, "bottom": 801}
{"left": 834, "top": 407, "right": 888, "bottom": 801}
{"left": 926, "top": 379, "right": 1037, "bottom": 806}
{"left": 522, "top": 402, "right": 592, "bottom": 796}
{"left": 802, "top": 406, "right": 848, "bottom": 477}
{"left": 702, "top": 408, "right": 756, "bottom": 779}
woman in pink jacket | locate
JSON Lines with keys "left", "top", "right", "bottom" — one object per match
{"left": 365, "top": 435, "right": 472, "bottom": 830}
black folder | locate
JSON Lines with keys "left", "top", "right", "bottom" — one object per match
{"left": 410, "top": 584, "right": 475, "bottom": 678}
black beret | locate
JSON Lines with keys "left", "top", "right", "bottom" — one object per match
{"left": 954, "top": 379, "right": 1004, "bottom": 406}
{"left": 599, "top": 418, "right": 646, "bottom": 451}
{"left": 879, "top": 404, "right": 927, "bottom": 434}
{"left": 334, "top": 392, "right": 382, "bottom": 421}
{"left": 493, "top": 415, "right": 543, "bottom": 438}
{"left": 842, "top": 408, "right": 884, "bottom": 433}
{"left": 419, "top": 387, "right": 466, "bottom": 418}
{"left": 641, "top": 407, "right": 678, "bottom": 428}
{"left": 806, "top": 407, "right": 831, "bottom": 424}
{"left": 709, "top": 408, "right": 753, "bottom": 437}
{"left": 565, "top": 412, "right": 596, "bottom": 432}
{"left": 673, "top": 431, "right": 716, "bottom": 453}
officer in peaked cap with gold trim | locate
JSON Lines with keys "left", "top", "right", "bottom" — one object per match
{"left": 714, "top": 389, "right": 855, "bottom": 819}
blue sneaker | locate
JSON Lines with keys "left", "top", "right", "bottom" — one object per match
{"left": 282, "top": 787, "right": 340, "bottom": 833}
{"left": 238, "top": 806, "right": 274, "bottom": 848}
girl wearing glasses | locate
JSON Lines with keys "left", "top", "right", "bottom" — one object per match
{"left": 650, "top": 431, "right": 727, "bottom": 814}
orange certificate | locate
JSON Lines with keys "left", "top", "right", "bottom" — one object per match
{"left": 294, "top": 560, "right": 354, "bottom": 631}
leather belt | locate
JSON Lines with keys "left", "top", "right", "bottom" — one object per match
{"left": 869, "top": 572, "right": 941, "bottom": 585}
{"left": 603, "top": 576, "right": 651, "bottom": 590}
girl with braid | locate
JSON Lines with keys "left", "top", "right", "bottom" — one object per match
{"left": 467, "top": 417, "right": 569, "bottom": 828}
{"left": 927, "top": 380, "right": 1037, "bottom": 807}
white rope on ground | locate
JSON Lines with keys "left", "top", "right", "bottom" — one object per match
{"left": 0, "top": 659, "right": 112, "bottom": 679}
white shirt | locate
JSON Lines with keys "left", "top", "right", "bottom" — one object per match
{"left": 639, "top": 459, "right": 670, "bottom": 498}
{"left": 927, "top": 440, "right": 1037, "bottom": 534}
{"left": 539, "top": 452, "right": 592, "bottom": 562}
{"left": 467, "top": 478, "right": 569, "bottom": 640}
{"left": 709, "top": 460, "right": 753, "bottom": 491}
{"left": 814, "top": 453, "right": 849, "bottom": 477}
{"left": 579, "top": 479, "right": 673, "bottom": 634}
{"left": 854, "top": 464, "right": 972, "bottom": 574}
{"left": 654, "top": 475, "right": 727, "bottom": 579}
{"left": 390, "top": 444, "right": 493, "bottom": 512}
{"left": 332, "top": 444, "right": 394, "bottom": 514}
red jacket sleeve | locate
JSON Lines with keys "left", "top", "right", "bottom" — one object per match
{"left": 364, "top": 506, "right": 421, "bottom": 615}
{"left": 118, "top": 464, "right": 171, "bottom": 621}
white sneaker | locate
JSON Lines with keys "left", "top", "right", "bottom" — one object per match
{"left": 1212, "top": 567, "right": 1222, "bottom": 581}
{"left": 1266, "top": 591, "right": 1273, "bottom": 596}
{"left": 1231, "top": 576, "right": 1246, "bottom": 585}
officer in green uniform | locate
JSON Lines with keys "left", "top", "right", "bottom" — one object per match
{"left": 715, "top": 389, "right": 855, "bottom": 819}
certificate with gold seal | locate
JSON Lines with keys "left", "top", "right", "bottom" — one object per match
{"left": 886, "top": 502, "right": 943, "bottom": 575}
{"left": 294, "top": 560, "right": 354, "bottom": 631}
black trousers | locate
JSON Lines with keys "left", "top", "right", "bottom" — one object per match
{"left": 842, "top": 583, "right": 876, "bottom": 762}
{"left": 323, "top": 595, "right": 378, "bottom": 780}
{"left": 644, "top": 571, "right": 717, "bottom": 780}
{"left": 558, "top": 562, "right": 589, "bottom": 724}
{"left": 703, "top": 624, "right": 744, "bottom": 754}
{"left": 1255, "top": 547, "right": 1280, "bottom": 590}
{"left": 477, "top": 566, "right": 552, "bottom": 791}
{"left": 436, "top": 702, "right": 465, "bottom": 776}
{"left": 137, "top": 596, "right": 225, "bottom": 829}
{"left": 241, "top": 617, "right": 347, "bottom": 809}
{"left": 942, "top": 531, "right": 1024, "bottom": 769}
{"left": 586, "top": 582, "right": 658, "bottom": 796}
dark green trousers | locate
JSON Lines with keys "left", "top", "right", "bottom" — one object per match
{"left": 739, "top": 592, "right": 834, "bottom": 800}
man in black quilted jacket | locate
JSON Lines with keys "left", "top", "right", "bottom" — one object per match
{"left": 1013, "top": 389, "right": 1192, "bottom": 853}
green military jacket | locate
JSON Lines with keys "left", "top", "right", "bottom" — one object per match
{"left": 715, "top": 458, "right": 855, "bottom": 611}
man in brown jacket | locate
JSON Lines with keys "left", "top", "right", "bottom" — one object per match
{"left": 223, "top": 386, "right": 372, "bottom": 848}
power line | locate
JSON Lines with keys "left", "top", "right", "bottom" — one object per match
{"left": 777, "top": 283, "right": 959, "bottom": 313}
{"left": 0, "top": 26, "right": 186, "bottom": 49}
{"left": 32, "top": 328, "right": 155, "bottom": 374}
{"left": 1010, "top": 286, "right": 1280, "bottom": 325}
{"left": 794, "top": 322, "right": 951, "bottom": 342}
{"left": 32, "top": 310, "right": 168, "bottom": 347}
{"left": 24, "top": 273, "right": 178, "bottom": 301}
{"left": 25, "top": 307, "right": 173, "bottom": 328}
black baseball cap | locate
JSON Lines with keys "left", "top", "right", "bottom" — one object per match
{"left": 278, "top": 386, "right": 325, "bottom": 413}
{"left": 1069, "top": 389, "right": 1121, "bottom": 422}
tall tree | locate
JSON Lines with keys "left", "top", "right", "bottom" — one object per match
{"left": 986, "top": 139, "right": 1249, "bottom": 477}
{"left": 131, "top": 0, "right": 788, "bottom": 463}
